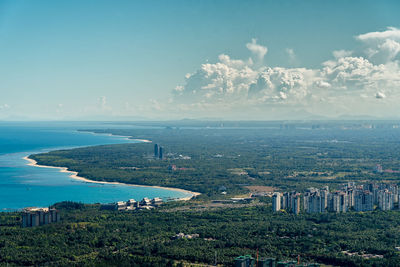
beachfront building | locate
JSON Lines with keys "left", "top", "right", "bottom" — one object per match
{"left": 101, "top": 197, "right": 163, "bottom": 211}
{"left": 151, "top": 197, "right": 163, "bottom": 206}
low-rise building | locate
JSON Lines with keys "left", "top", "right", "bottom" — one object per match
{"left": 100, "top": 197, "right": 163, "bottom": 211}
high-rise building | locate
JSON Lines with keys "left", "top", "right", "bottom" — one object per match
{"left": 389, "top": 184, "right": 398, "bottom": 203}
{"left": 22, "top": 207, "right": 60, "bottom": 228}
{"left": 306, "top": 192, "right": 323, "bottom": 213}
{"left": 159, "top": 146, "right": 163, "bottom": 159}
{"left": 292, "top": 194, "right": 301, "bottom": 215}
{"left": 320, "top": 189, "right": 329, "bottom": 211}
{"left": 378, "top": 189, "right": 394, "bottom": 211}
{"left": 282, "top": 192, "right": 291, "bottom": 210}
{"left": 303, "top": 192, "right": 310, "bottom": 211}
{"left": 347, "top": 189, "right": 355, "bottom": 208}
{"left": 330, "top": 192, "right": 347, "bottom": 213}
{"left": 272, "top": 192, "right": 281, "bottom": 212}
{"left": 354, "top": 191, "right": 373, "bottom": 211}
{"left": 154, "top": 144, "right": 159, "bottom": 157}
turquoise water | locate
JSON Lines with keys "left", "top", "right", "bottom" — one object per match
{"left": 0, "top": 122, "right": 191, "bottom": 211}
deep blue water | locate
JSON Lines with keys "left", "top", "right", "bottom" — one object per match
{"left": 0, "top": 122, "right": 191, "bottom": 211}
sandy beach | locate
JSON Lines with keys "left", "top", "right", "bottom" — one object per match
{"left": 23, "top": 156, "right": 200, "bottom": 201}
{"left": 77, "top": 131, "right": 152, "bottom": 143}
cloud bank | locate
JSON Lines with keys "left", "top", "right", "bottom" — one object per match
{"left": 171, "top": 27, "right": 400, "bottom": 119}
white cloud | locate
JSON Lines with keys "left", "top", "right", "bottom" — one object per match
{"left": 171, "top": 34, "right": 400, "bottom": 119}
{"left": 246, "top": 38, "right": 268, "bottom": 62}
{"left": 315, "top": 80, "right": 331, "bottom": 88}
{"left": 356, "top": 27, "right": 400, "bottom": 64}
{"left": 333, "top": 50, "right": 353, "bottom": 58}
{"left": 357, "top": 27, "right": 400, "bottom": 41}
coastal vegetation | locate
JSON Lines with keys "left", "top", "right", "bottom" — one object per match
{"left": 29, "top": 125, "right": 400, "bottom": 197}
{"left": 1, "top": 201, "right": 400, "bottom": 266}
{"left": 4, "top": 122, "right": 400, "bottom": 266}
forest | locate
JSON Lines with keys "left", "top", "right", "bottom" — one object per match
{"left": 3, "top": 121, "right": 400, "bottom": 266}
{"left": 30, "top": 124, "right": 400, "bottom": 197}
{"left": 1, "top": 201, "right": 400, "bottom": 266}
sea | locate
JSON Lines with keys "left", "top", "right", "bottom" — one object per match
{"left": 0, "top": 122, "right": 192, "bottom": 211}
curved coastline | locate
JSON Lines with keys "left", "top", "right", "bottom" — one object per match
{"left": 23, "top": 156, "right": 201, "bottom": 201}
{"left": 76, "top": 130, "right": 153, "bottom": 143}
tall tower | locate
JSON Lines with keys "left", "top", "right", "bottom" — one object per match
{"left": 293, "top": 194, "right": 301, "bottom": 215}
{"left": 154, "top": 144, "right": 159, "bottom": 158}
{"left": 272, "top": 192, "right": 281, "bottom": 212}
{"left": 159, "top": 146, "right": 163, "bottom": 159}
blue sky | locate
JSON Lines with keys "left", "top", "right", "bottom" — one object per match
{"left": 1, "top": 0, "right": 400, "bottom": 120}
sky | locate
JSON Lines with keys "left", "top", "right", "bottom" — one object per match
{"left": 1, "top": 0, "right": 400, "bottom": 120}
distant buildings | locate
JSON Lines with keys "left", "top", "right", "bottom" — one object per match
{"left": 378, "top": 189, "right": 394, "bottom": 211}
{"left": 354, "top": 191, "right": 374, "bottom": 212}
{"left": 292, "top": 193, "right": 301, "bottom": 215}
{"left": 234, "top": 255, "right": 320, "bottom": 267}
{"left": 22, "top": 207, "right": 60, "bottom": 228}
{"left": 154, "top": 143, "right": 164, "bottom": 159}
{"left": 272, "top": 192, "right": 281, "bottom": 211}
{"left": 100, "top": 197, "right": 163, "bottom": 211}
{"left": 172, "top": 232, "right": 199, "bottom": 240}
{"left": 273, "top": 182, "right": 399, "bottom": 215}
{"left": 374, "top": 164, "right": 383, "bottom": 173}
{"left": 154, "top": 144, "right": 159, "bottom": 157}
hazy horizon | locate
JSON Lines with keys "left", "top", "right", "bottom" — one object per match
{"left": 1, "top": 0, "right": 400, "bottom": 121}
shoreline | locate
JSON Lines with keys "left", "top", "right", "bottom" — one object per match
{"left": 76, "top": 130, "right": 152, "bottom": 143}
{"left": 23, "top": 156, "right": 200, "bottom": 201}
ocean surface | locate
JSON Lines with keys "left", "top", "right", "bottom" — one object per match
{"left": 0, "top": 122, "right": 192, "bottom": 211}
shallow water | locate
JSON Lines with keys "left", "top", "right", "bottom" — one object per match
{"left": 0, "top": 122, "right": 191, "bottom": 211}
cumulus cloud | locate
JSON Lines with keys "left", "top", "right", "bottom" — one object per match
{"left": 172, "top": 32, "right": 400, "bottom": 119}
{"left": 356, "top": 27, "right": 400, "bottom": 64}
{"left": 357, "top": 27, "right": 400, "bottom": 41}
{"left": 246, "top": 38, "right": 268, "bottom": 62}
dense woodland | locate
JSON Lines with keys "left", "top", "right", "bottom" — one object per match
{"left": 30, "top": 125, "right": 400, "bottom": 196}
{"left": 4, "top": 122, "right": 400, "bottom": 266}
{"left": 2, "top": 201, "right": 400, "bottom": 266}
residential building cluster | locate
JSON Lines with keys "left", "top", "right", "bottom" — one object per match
{"left": 22, "top": 207, "right": 60, "bottom": 228}
{"left": 234, "top": 255, "right": 320, "bottom": 267}
{"left": 100, "top": 197, "right": 163, "bottom": 211}
{"left": 272, "top": 182, "right": 399, "bottom": 214}
{"left": 172, "top": 232, "right": 200, "bottom": 240}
